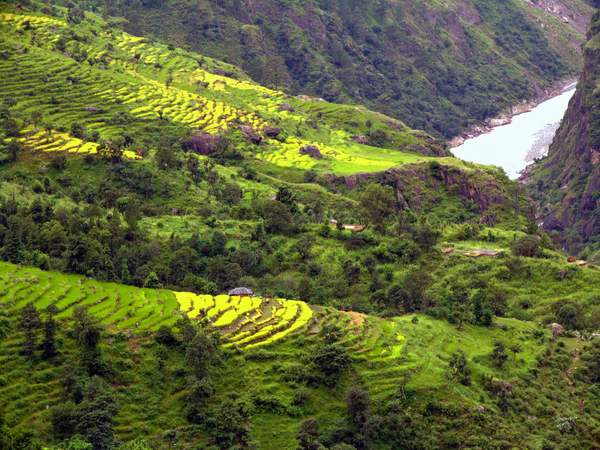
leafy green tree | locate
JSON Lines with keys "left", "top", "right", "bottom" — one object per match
{"left": 185, "top": 331, "right": 218, "bottom": 378}
{"left": 580, "top": 340, "right": 600, "bottom": 383}
{"left": 144, "top": 271, "right": 162, "bottom": 288}
{"left": 509, "top": 343, "right": 522, "bottom": 361}
{"left": 185, "top": 376, "right": 214, "bottom": 424}
{"left": 2, "top": 216, "right": 24, "bottom": 263}
{"left": 18, "top": 302, "right": 42, "bottom": 361}
{"left": 358, "top": 184, "right": 395, "bottom": 233}
{"left": 74, "top": 376, "right": 120, "bottom": 450}
{"left": 276, "top": 185, "right": 298, "bottom": 212}
{"left": 207, "top": 396, "right": 253, "bottom": 447}
{"left": 345, "top": 385, "right": 371, "bottom": 424}
{"left": 72, "top": 306, "right": 105, "bottom": 376}
{"left": 313, "top": 344, "right": 352, "bottom": 386}
{"left": 262, "top": 55, "right": 291, "bottom": 91}
{"left": 42, "top": 304, "right": 60, "bottom": 359}
{"left": 155, "top": 325, "right": 178, "bottom": 347}
{"left": 497, "top": 387, "right": 511, "bottom": 417}
{"left": 447, "top": 350, "right": 471, "bottom": 385}
{"left": 161, "top": 430, "right": 179, "bottom": 449}
{"left": 491, "top": 340, "right": 508, "bottom": 368}
{"left": 175, "top": 315, "right": 197, "bottom": 346}
{"left": 30, "top": 109, "right": 43, "bottom": 128}
{"left": 451, "top": 304, "right": 468, "bottom": 331}
{"left": 295, "top": 417, "right": 321, "bottom": 450}
{"left": 512, "top": 235, "right": 539, "bottom": 258}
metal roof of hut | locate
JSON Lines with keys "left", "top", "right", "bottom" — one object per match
{"left": 228, "top": 287, "right": 253, "bottom": 296}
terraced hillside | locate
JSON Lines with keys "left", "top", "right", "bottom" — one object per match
{"left": 0, "top": 8, "right": 450, "bottom": 174}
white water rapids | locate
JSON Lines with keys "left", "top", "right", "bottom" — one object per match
{"left": 452, "top": 89, "right": 576, "bottom": 179}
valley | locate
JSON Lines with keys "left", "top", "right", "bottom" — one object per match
{"left": 1, "top": 1, "right": 600, "bottom": 450}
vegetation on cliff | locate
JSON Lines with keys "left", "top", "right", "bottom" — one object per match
{"left": 528, "top": 9, "right": 600, "bottom": 256}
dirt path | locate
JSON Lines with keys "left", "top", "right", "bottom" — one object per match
{"left": 563, "top": 351, "right": 580, "bottom": 383}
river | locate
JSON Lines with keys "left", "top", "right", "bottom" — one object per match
{"left": 452, "top": 89, "right": 576, "bottom": 179}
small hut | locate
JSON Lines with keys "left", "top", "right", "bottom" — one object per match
{"left": 228, "top": 287, "right": 253, "bottom": 297}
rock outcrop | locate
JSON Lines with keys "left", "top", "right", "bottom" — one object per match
{"left": 528, "top": 11, "right": 600, "bottom": 251}
{"left": 239, "top": 125, "right": 261, "bottom": 145}
{"left": 277, "top": 103, "right": 294, "bottom": 112}
{"left": 299, "top": 145, "right": 322, "bottom": 159}
{"left": 186, "top": 131, "right": 223, "bottom": 155}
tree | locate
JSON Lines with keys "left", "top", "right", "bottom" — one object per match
{"left": 276, "top": 185, "right": 298, "bottom": 212}
{"left": 30, "top": 110, "right": 43, "bottom": 128}
{"left": 358, "top": 184, "right": 395, "bottom": 233}
{"left": 512, "top": 235, "right": 539, "bottom": 258}
{"left": 72, "top": 306, "right": 105, "bottom": 376}
{"left": 505, "top": 183, "right": 522, "bottom": 220}
{"left": 580, "top": 340, "right": 600, "bottom": 383}
{"left": 451, "top": 303, "right": 468, "bottom": 331}
{"left": 254, "top": 199, "right": 294, "bottom": 234}
{"left": 447, "top": 350, "right": 471, "bottom": 385}
{"left": 263, "top": 56, "right": 291, "bottom": 91}
{"left": 42, "top": 304, "right": 60, "bottom": 359}
{"left": 74, "top": 376, "right": 120, "bottom": 450}
{"left": 509, "top": 343, "right": 522, "bottom": 361}
{"left": 296, "top": 418, "right": 321, "bottom": 450}
{"left": 345, "top": 385, "right": 371, "bottom": 424}
{"left": 18, "top": 302, "right": 42, "bottom": 361}
{"left": 2, "top": 216, "right": 24, "bottom": 263}
{"left": 185, "top": 375, "right": 215, "bottom": 423}
{"left": 185, "top": 331, "right": 218, "bottom": 378}
{"left": 155, "top": 325, "right": 178, "bottom": 347}
{"left": 161, "top": 430, "right": 179, "bottom": 449}
{"left": 144, "top": 271, "right": 162, "bottom": 288}
{"left": 491, "top": 340, "right": 508, "bottom": 368}
{"left": 497, "top": 387, "right": 511, "bottom": 417}
{"left": 313, "top": 344, "right": 352, "bottom": 385}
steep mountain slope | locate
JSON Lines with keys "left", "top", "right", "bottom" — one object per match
{"left": 73, "top": 0, "right": 594, "bottom": 139}
{"left": 528, "top": 9, "right": 600, "bottom": 255}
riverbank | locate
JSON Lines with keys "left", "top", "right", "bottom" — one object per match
{"left": 448, "top": 76, "right": 579, "bottom": 148}
{"left": 451, "top": 88, "right": 575, "bottom": 180}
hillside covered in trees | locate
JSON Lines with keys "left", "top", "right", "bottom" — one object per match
{"left": 27, "top": 0, "right": 594, "bottom": 139}
{"left": 2, "top": 1, "right": 600, "bottom": 450}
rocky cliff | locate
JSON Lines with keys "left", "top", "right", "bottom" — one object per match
{"left": 528, "top": 10, "right": 600, "bottom": 253}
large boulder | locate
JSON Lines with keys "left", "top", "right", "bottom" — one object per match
{"left": 239, "top": 125, "right": 261, "bottom": 145}
{"left": 85, "top": 106, "right": 99, "bottom": 113}
{"left": 186, "top": 132, "right": 223, "bottom": 155}
{"left": 299, "top": 145, "right": 322, "bottom": 160}
{"left": 277, "top": 103, "right": 294, "bottom": 112}
{"left": 549, "top": 323, "right": 564, "bottom": 338}
{"left": 264, "top": 127, "right": 282, "bottom": 139}
{"left": 351, "top": 135, "right": 370, "bottom": 145}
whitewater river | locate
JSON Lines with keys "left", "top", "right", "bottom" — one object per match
{"left": 452, "top": 89, "right": 576, "bottom": 179}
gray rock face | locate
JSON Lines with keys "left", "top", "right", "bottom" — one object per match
{"left": 351, "top": 135, "right": 370, "bottom": 145}
{"left": 239, "top": 125, "right": 261, "bottom": 145}
{"left": 549, "top": 323, "right": 564, "bottom": 337}
{"left": 186, "top": 131, "right": 223, "bottom": 155}
{"left": 85, "top": 106, "right": 98, "bottom": 113}
{"left": 277, "top": 103, "right": 294, "bottom": 112}
{"left": 299, "top": 145, "right": 322, "bottom": 159}
{"left": 264, "top": 127, "right": 282, "bottom": 138}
